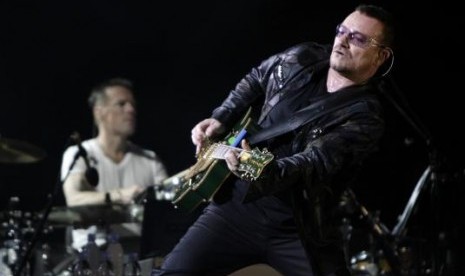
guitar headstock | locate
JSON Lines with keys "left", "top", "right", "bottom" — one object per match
{"left": 238, "top": 147, "right": 274, "bottom": 181}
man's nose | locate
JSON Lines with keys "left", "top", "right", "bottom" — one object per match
{"left": 125, "top": 102, "right": 136, "bottom": 113}
{"left": 338, "top": 34, "right": 351, "bottom": 47}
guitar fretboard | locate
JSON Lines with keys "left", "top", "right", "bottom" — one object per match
{"left": 210, "top": 144, "right": 242, "bottom": 159}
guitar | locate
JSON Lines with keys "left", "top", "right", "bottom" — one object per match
{"left": 171, "top": 110, "right": 274, "bottom": 212}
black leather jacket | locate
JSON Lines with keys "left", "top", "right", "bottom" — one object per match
{"left": 212, "top": 42, "right": 385, "bottom": 275}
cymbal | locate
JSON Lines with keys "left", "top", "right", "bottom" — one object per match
{"left": 0, "top": 137, "right": 46, "bottom": 164}
{"left": 48, "top": 203, "right": 143, "bottom": 227}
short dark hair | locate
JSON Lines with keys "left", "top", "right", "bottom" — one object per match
{"left": 355, "top": 4, "right": 395, "bottom": 48}
{"left": 88, "top": 77, "right": 134, "bottom": 109}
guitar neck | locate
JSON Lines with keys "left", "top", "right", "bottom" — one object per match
{"left": 210, "top": 144, "right": 244, "bottom": 160}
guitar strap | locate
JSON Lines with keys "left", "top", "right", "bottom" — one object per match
{"left": 248, "top": 86, "right": 376, "bottom": 146}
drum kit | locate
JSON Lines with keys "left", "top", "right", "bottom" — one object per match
{"left": 0, "top": 136, "right": 45, "bottom": 275}
{"left": 0, "top": 136, "right": 144, "bottom": 275}
{"left": 339, "top": 171, "right": 438, "bottom": 276}
{"left": 1, "top": 201, "right": 144, "bottom": 275}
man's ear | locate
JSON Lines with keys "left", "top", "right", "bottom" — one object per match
{"left": 377, "top": 48, "right": 395, "bottom": 77}
{"left": 93, "top": 106, "right": 104, "bottom": 124}
{"left": 379, "top": 47, "right": 393, "bottom": 64}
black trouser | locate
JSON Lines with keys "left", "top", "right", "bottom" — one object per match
{"left": 154, "top": 203, "right": 315, "bottom": 276}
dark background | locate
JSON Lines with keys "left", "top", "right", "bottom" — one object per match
{"left": 0, "top": 0, "right": 461, "bottom": 247}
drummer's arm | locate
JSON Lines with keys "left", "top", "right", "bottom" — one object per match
{"left": 63, "top": 173, "right": 144, "bottom": 206}
{"left": 63, "top": 173, "right": 105, "bottom": 206}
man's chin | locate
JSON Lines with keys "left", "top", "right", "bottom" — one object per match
{"left": 123, "top": 127, "right": 136, "bottom": 137}
{"left": 329, "top": 59, "right": 349, "bottom": 73}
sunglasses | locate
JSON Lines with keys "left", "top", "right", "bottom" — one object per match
{"left": 335, "top": 24, "right": 384, "bottom": 49}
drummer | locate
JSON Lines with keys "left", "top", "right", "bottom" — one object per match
{"left": 60, "top": 77, "right": 168, "bottom": 251}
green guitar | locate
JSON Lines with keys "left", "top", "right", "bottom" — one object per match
{"left": 171, "top": 110, "right": 274, "bottom": 213}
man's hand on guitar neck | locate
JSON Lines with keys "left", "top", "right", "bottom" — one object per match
{"left": 225, "top": 139, "right": 251, "bottom": 178}
{"left": 191, "top": 118, "right": 226, "bottom": 155}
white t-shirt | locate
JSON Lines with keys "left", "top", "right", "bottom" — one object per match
{"left": 61, "top": 138, "right": 168, "bottom": 191}
{"left": 60, "top": 138, "right": 168, "bottom": 250}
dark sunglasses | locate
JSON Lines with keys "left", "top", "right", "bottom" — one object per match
{"left": 335, "top": 24, "right": 384, "bottom": 49}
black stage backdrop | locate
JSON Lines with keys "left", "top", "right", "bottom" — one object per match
{"left": 0, "top": 1, "right": 461, "bottom": 235}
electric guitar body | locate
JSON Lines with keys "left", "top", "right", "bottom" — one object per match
{"left": 171, "top": 109, "right": 273, "bottom": 212}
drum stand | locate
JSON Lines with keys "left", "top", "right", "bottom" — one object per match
{"left": 13, "top": 139, "right": 80, "bottom": 276}
{"left": 343, "top": 76, "right": 455, "bottom": 276}
{"left": 345, "top": 161, "right": 454, "bottom": 276}
{"left": 344, "top": 188, "right": 402, "bottom": 275}
{"left": 379, "top": 76, "right": 450, "bottom": 276}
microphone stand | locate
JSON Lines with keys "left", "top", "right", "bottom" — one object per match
{"left": 345, "top": 188, "right": 403, "bottom": 275}
{"left": 378, "top": 76, "right": 444, "bottom": 275}
{"left": 14, "top": 142, "right": 81, "bottom": 276}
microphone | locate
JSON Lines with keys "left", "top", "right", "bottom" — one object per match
{"left": 70, "top": 131, "right": 99, "bottom": 187}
